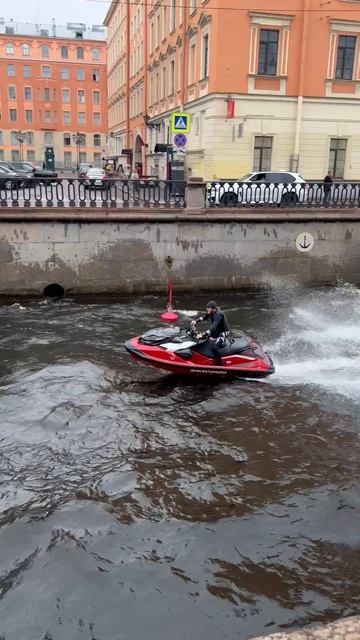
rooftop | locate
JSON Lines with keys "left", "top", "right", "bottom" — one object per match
{"left": 0, "top": 18, "right": 106, "bottom": 41}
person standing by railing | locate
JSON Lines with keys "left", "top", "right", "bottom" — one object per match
{"left": 323, "top": 172, "right": 333, "bottom": 207}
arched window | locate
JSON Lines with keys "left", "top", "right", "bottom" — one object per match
{"left": 6, "top": 42, "right": 14, "bottom": 55}
{"left": 22, "top": 43, "right": 30, "bottom": 56}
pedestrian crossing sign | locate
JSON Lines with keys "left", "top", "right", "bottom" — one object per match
{"left": 171, "top": 112, "right": 191, "bottom": 133}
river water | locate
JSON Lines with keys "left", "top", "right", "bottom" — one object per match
{"left": 0, "top": 286, "right": 359, "bottom": 640}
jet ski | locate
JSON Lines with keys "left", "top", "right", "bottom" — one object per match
{"left": 124, "top": 326, "right": 275, "bottom": 378}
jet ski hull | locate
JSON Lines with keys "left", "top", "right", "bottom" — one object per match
{"left": 125, "top": 334, "right": 274, "bottom": 378}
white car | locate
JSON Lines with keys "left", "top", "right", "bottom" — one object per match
{"left": 84, "top": 167, "right": 110, "bottom": 189}
{"left": 207, "top": 171, "right": 308, "bottom": 206}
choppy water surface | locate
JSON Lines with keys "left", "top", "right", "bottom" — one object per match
{"left": 0, "top": 287, "right": 359, "bottom": 640}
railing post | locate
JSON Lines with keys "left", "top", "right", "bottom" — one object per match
{"left": 185, "top": 177, "right": 206, "bottom": 211}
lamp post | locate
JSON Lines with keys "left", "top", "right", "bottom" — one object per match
{"left": 72, "top": 132, "right": 83, "bottom": 171}
{"left": 15, "top": 130, "right": 26, "bottom": 162}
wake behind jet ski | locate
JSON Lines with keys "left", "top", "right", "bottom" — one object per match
{"left": 124, "top": 325, "right": 275, "bottom": 378}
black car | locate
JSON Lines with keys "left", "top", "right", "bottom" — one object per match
{"left": 0, "top": 165, "right": 33, "bottom": 188}
{"left": 11, "top": 161, "right": 59, "bottom": 183}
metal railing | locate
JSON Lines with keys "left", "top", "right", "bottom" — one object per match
{"left": 0, "top": 178, "right": 186, "bottom": 209}
{"left": 206, "top": 180, "right": 360, "bottom": 209}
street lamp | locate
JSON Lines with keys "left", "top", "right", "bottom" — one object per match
{"left": 15, "top": 130, "right": 26, "bottom": 162}
{"left": 72, "top": 132, "right": 84, "bottom": 171}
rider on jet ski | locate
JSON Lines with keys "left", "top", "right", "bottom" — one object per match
{"left": 191, "top": 301, "right": 230, "bottom": 366}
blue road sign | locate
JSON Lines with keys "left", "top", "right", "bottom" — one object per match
{"left": 174, "top": 133, "right": 187, "bottom": 148}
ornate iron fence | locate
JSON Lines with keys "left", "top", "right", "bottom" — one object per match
{"left": 0, "top": 178, "right": 186, "bottom": 209}
{"left": 206, "top": 180, "right": 360, "bottom": 208}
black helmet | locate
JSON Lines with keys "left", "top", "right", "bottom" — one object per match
{"left": 206, "top": 300, "right": 218, "bottom": 309}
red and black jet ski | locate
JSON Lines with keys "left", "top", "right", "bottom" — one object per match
{"left": 124, "top": 326, "right": 275, "bottom": 378}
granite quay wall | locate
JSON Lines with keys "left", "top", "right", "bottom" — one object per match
{"left": 0, "top": 209, "right": 359, "bottom": 295}
{"left": 253, "top": 615, "right": 360, "bottom": 640}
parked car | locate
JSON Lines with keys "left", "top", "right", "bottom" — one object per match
{"left": 207, "top": 171, "right": 308, "bottom": 206}
{"left": 11, "top": 161, "right": 59, "bottom": 183}
{"left": 0, "top": 165, "right": 33, "bottom": 189}
{"left": 0, "top": 160, "right": 33, "bottom": 182}
{"left": 84, "top": 167, "right": 109, "bottom": 189}
{"left": 78, "top": 163, "right": 92, "bottom": 182}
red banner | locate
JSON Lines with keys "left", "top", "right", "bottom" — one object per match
{"left": 227, "top": 100, "right": 235, "bottom": 119}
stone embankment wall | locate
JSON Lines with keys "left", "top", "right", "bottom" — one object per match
{"left": 253, "top": 615, "right": 360, "bottom": 640}
{"left": 0, "top": 211, "right": 360, "bottom": 295}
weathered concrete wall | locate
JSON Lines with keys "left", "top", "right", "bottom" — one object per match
{"left": 253, "top": 615, "right": 360, "bottom": 640}
{"left": 0, "top": 211, "right": 360, "bottom": 295}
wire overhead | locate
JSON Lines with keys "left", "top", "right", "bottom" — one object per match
{"left": 86, "top": 0, "right": 360, "bottom": 13}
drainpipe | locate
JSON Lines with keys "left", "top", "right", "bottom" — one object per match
{"left": 126, "top": 0, "right": 130, "bottom": 149}
{"left": 181, "top": 5, "right": 188, "bottom": 110}
{"left": 143, "top": 2, "right": 148, "bottom": 175}
{"left": 293, "top": 0, "right": 310, "bottom": 171}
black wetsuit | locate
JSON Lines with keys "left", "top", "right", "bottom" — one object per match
{"left": 195, "top": 309, "right": 230, "bottom": 365}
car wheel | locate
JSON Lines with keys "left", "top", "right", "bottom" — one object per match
{"left": 4, "top": 180, "right": 14, "bottom": 190}
{"left": 220, "top": 192, "right": 237, "bottom": 206}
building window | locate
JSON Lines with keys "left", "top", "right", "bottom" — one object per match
{"left": 79, "top": 152, "right": 87, "bottom": 164}
{"left": 23, "top": 65, "right": 31, "bottom": 77}
{"left": 27, "top": 150, "right": 35, "bottom": 161}
{"left": 93, "top": 133, "right": 101, "bottom": 147}
{"left": 93, "top": 112, "right": 101, "bottom": 126}
{"left": 64, "top": 151, "right": 72, "bottom": 168}
{"left": 26, "top": 131, "right": 34, "bottom": 145}
{"left": 61, "top": 67, "right": 69, "bottom": 80}
{"left": 0, "top": 131, "right": 3, "bottom": 145}
{"left": 169, "top": 60, "right": 175, "bottom": 94}
{"left": 78, "top": 112, "right": 86, "bottom": 125}
{"left": 62, "top": 88, "right": 70, "bottom": 103}
{"left": 76, "top": 68, "right": 85, "bottom": 81}
{"left": 188, "top": 43, "right": 196, "bottom": 84}
{"left": 170, "top": 0, "right": 176, "bottom": 32}
{"left": 11, "top": 150, "right": 20, "bottom": 162}
{"left": 41, "top": 66, "right": 51, "bottom": 78}
{"left": 77, "top": 47, "right": 84, "bottom": 60}
{"left": 44, "top": 87, "right": 50, "bottom": 101}
{"left": 253, "top": 136, "right": 273, "bottom": 171}
{"left": 7, "top": 64, "right": 15, "bottom": 76}
{"left": 189, "top": 0, "right": 196, "bottom": 15}
{"left": 10, "top": 131, "right": 18, "bottom": 144}
{"left": 64, "top": 133, "right": 71, "bottom": 146}
{"left": 77, "top": 89, "right": 85, "bottom": 104}
{"left": 24, "top": 86, "right": 32, "bottom": 100}
{"left": 201, "top": 33, "right": 209, "bottom": 79}
{"left": 92, "top": 48, "right": 100, "bottom": 60}
{"left": 45, "top": 111, "right": 51, "bottom": 123}
{"left": 25, "top": 109, "right": 33, "bottom": 123}
{"left": 258, "top": 29, "right": 279, "bottom": 76}
{"left": 0, "top": 150, "right": 4, "bottom": 160}
{"left": 41, "top": 44, "right": 49, "bottom": 57}
{"left": 44, "top": 132, "right": 53, "bottom": 145}
{"left": 335, "top": 36, "right": 356, "bottom": 80}
{"left": 22, "top": 43, "right": 30, "bottom": 56}
{"left": 8, "top": 85, "right": 16, "bottom": 100}
{"left": 9, "top": 109, "right": 17, "bottom": 122}
{"left": 92, "top": 69, "right": 100, "bottom": 81}
{"left": 94, "top": 152, "right": 101, "bottom": 166}
{"left": 93, "top": 90, "right": 100, "bottom": 104}
{"left": 6, "top": 42, "right": 14, "bottom": 55}
{"left": 329, "top": 138, "right": 347, "bottom": 178}
{"left": 63, "top": 111, "right": 71, "bottom": 124}
{"left": 60, "top": 45, "right": 68, "bottom": 59}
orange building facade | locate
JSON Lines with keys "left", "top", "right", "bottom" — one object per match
{"left": 0, "top": 21, "right": 108, "bottom": 168}
{"left": 105, "top": 0, "right": 360, "bottom": 180}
